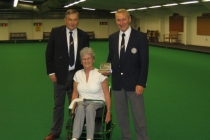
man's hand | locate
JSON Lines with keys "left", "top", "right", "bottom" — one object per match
{"left": 135, "top": 85, "right": 144, "bottom": 95}
{"left": 49, "top": 74, "right": 57, "bottom": 82}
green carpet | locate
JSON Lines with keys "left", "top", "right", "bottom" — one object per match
{"left": 0, "top": 42, "right": 210, "bottom": 140}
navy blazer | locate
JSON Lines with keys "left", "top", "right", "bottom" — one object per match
{"left": 45, "top": 25, "right": 89, "bottom": 85}
{"left": 107, "top": 28, "right": 149, "bottom": 91}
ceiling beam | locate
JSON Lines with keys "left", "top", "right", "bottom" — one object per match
{"left": 201, "top": 2, "right": 210, "bottom": 10}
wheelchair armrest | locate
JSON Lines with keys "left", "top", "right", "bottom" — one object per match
{"left": 69, "top": 98, "right": 84, "bottom": 109}
{"left": 83, "top": 99, "right": 105, "bottom": 104}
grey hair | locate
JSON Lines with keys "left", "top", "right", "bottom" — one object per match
{"left": 65, "top": 9, "right": 79, "bottom": 18}
{"left": 80, "top": 47, "right": 95, "bottom": 60}
{"left": 115, "top": 9, "right": 130, "bottom": 17}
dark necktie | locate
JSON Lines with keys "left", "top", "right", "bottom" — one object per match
{"left": 120, "top": 33, "right": 125, "bottom": 63}
{"left": 69, "top": 31, "right": 75, "bottom": 66}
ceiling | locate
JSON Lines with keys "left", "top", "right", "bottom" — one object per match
{"left": 0, "top": 0, "right": 210, "bottom": 18}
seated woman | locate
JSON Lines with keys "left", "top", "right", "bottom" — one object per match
{"left": 71, "top": 47, "right": 111, "bottom": 140}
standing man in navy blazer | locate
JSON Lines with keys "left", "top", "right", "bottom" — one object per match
{"left": 107, "top": 9, "right": 149, "bottom": 140}
{"left": 45, "top": 9, "right": 89, "bottom": 140}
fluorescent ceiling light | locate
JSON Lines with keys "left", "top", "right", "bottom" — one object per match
{"left": 13, "top": 0, "right": 18, "bottom": 7}
{"left": 180, "top": 1, "right": 199, "bottom": 4}
{"left": 19, "top": 0, "right": 33, "bottom": 3}
{"left": 82, "top": 7, "right": 95, "bottom": 10}
{"left": 137, "top": 7, "right": 147, "bottom": 10}
{"left": 202, "top": 0, "right": 210, "bottom": 2}
{"left": 149, "top": 5, "right": 161, "bottom": 8}
{"left": 163, "top": 3, "right": 178, "bottom": 6}
{"left": 64, "top": 0, "right": 86, "bottom": 8}
{"left": 127, "top": 9, "right": 136, "bottom": 11}
{"left": 64, "top": 4, "right": 73, "bottom": 7}
{"left": 110, "top": 11, "right": 116, "bottom": 13}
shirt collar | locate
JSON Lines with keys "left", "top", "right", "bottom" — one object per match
{"left": 120, "top": 26, "right": 131, "bottom": 36}
{"left": 66, "top": 28, "right": 77, "bottom": 35}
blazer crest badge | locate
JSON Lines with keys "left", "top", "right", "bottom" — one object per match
{"left": 131, "top": 48, "right": 137, "bottom": 54}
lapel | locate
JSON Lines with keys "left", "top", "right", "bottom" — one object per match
{"left": 60, "top": 26, "right": 68, "bottom": 55}
{"left": 114, "top": 31, "right": 120, "bottom": 61}
{"left": 77, "top": 28, "right": 81, "bottom": 49}
{"left": 77, "top": 28, "right": 82, "bottom": 61}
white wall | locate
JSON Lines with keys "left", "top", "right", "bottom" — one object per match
{"left": 1, "top": 10, "right": 210, "bottom": 47}
{"left": 78, "top": 19, "right": 118, "bottom": 38}
{"left": 188, "top": 12, "right": 210, "bottom": 47}
{"left": 0, "top": 20, "right": 9, "bottom": 40}
{"left": 0, "top": 18, "right": 118, "bottom": 40}
{"left": 138, "top": 9, "right": 210, "bottom": 47}
{"left": 8, "top": 19, "right": 34, "bottom": 40}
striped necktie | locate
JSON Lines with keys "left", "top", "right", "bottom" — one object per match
{"left": 120, "top": 33, "right": 125, "bottom": 63}
{"left": 69, "top": 31, "right": 75, "bottom": 66}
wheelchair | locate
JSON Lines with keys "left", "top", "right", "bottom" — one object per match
{"left": 67, "top": 98, "right": 115, "bottom": 140}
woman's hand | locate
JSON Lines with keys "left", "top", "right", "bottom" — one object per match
{"left": 99, "top": 71, "right": 111, "bottom": 76}
{"left": 71, "top": 110, "right": 75, "bottom": 118}
{"left": 105, "top": 111, "right": 111, "bottom": 123}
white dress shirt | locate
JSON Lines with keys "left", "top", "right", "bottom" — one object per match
{"left": 73, "top": 68, "right": 107, "bottom": 101}
{"left": 118, "top": 26, "right": 131, "bottom": 58}
{"left": 66, "top": 28, "right": 78, "bottom": 71}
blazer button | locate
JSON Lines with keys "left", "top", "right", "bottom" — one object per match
{"left": 121, "top": 73, "right": 123, "bottom": 75}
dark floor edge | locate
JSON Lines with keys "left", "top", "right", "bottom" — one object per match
{"left": 149, "top": 42, "right": 210, "bottom": 54}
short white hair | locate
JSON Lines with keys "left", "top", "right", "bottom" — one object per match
{"left": 80, "top": 47, "right": 95, "bottom": 60}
